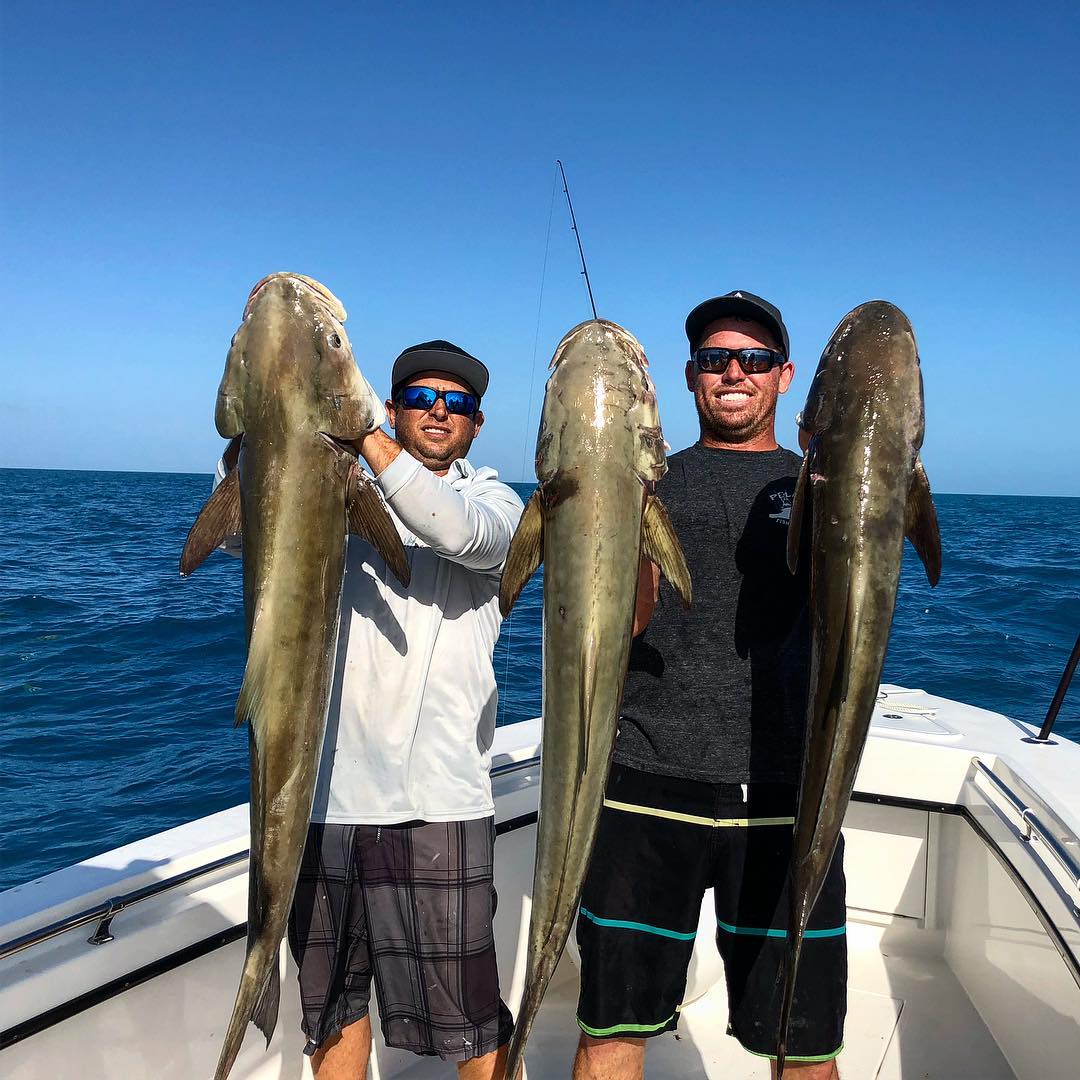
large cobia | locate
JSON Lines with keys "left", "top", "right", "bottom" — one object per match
{"left": 180, "top": 273, "right": 410, "bottom": 1080}
{"left": 499, "top": 319, "right": 692, "bottom": 1078}
{"left": 777, "top": 300, "right": 941, "bottom": 1075}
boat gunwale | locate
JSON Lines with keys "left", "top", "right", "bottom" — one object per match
{"left": 5, "top": 786, "right": 1077, "bottom": 1053}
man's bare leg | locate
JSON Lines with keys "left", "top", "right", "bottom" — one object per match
{"left": 572, "top": 1034, "right": 645, "bottom": 1080}
{"left": 458, "top": 1042, "right": 509, "bottom": 1079}
{"left": 312, "top": 1015, "right": 372, "bottom": 1079}
{"left": 771, "top": 1059, "right": 839, "bottom": 1080}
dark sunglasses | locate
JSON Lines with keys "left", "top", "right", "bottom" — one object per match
{"left": 691, "top": 347, "right": 786, "bottom": 375}
{"left": 396, "top": 385, "right": 479, "bottom": 416}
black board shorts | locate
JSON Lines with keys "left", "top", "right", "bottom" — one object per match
{"left": 576, "top": 764, "right": 847, "bottom": 1064}
{"left": 287, "top": 818, "right": 514, "bottom": 1062}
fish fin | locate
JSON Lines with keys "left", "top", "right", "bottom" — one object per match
{"left": 642, "top": 495, "right": 692, "bottom": 607}
{"left": 348, "top": 467, "right": 411, "bottom": 586}
{"left": 252, "top": 966, "right": 281, "bottom": 1048}
{"left": 906, "top": 456, "right": 942, "bottom": 586}
{"left": 234, "top": 621, "right": 272, "bottom": 733}
{"left": 787, "top": 454, "right": 810, "bottom": 575}
{"left": 499, "top": 491, "right": 544, "bottom": 617}
{"left": 179, "top": 466, "right": 241, "bottom": 575}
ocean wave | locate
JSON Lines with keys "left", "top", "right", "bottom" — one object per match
{"left": 0, "top": 472, "right": 1076, "bottom": 891}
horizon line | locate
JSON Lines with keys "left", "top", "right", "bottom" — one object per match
{"left": 1, "top": 465, "right": 1078, "bottom": 501}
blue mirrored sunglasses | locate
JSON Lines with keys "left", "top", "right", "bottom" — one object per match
{"left": 396, "top": 385, "right": 479, "bottom": 416}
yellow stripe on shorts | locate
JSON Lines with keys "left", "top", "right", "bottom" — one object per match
{"left": 602, "top": 798, "right": 794, "bottom": 828}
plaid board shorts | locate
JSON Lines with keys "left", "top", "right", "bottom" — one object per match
{"left": 287, "top": 817, "right": 514, "bottom": 1061}
{"left": 577, "top": 764, "right": 847, "bottom": 1063}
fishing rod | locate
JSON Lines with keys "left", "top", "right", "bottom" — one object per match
{"left": 1034, "top": 628, "right": 1080, "bottom": 742}
{"left": 557, "top": 159, "right": 598, "bottom": 320}
{"left": 497, "top": 160, "right": 599, "bottom": 726}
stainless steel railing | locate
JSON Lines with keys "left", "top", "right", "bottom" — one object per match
{"left": 970, "top": 757, "right": 1080, "bottom": 902}
{"left": 0, "top": 850, "right": 248, "bottom": 962}
{"left": 0, "top": 754, "right": 543, "bottom": 963}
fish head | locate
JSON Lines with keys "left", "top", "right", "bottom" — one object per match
{"left": 801, "top": 300, "right": 924, "bottom": 453}
{"left": 215, "top": 273, "right": 385, "bottom": 441}
{"left": 538, "top": 319, "right": 668, "bottom": 488}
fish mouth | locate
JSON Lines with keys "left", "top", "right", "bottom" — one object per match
{"left": 318, "top": 432, "right": 359, "bottom": 456}
{"left": 244, "top": 273, "right": 348, "bottom": 322}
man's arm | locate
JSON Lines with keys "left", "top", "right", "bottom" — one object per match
{"left": 370, "top": 448, "right": 523, "bottom": 574}
{"left": 354, "top": 428, "right": 402, "bottom": 476}
{"left": 633, "top": 557, "right": 660, "bottom": 636}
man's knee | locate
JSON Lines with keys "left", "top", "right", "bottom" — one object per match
{"left": 573, "top": 1033, "right": 646, "bottom": 1080}
{"left": 771, "top": 1058, "right": 840, "bottom": 1080}
{"left": 311, "top": 1015, "right": 372, "bottom": 1078}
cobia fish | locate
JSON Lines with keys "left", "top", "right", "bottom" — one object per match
{"left": 180, "top": 273, "right": 410, "bottom": 1080}
{"left": 777, "top": 300, "right": 941, "bottom": 1075}
{"left": 499, "top": 319, "right": 692, "bottom": 1079}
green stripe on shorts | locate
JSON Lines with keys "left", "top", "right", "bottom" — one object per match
{"left": 747, "top": 1042, "right": 844, "bottom": 1062}
{"left": 577, "top": 1014, "right": 677, "bottom": 1037}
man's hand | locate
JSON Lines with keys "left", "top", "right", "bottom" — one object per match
{"left": 352, "top": 428, "right": 402, "bottom": 477}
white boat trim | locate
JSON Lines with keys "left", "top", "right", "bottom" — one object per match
{"left": 3, "top": 690, "right": 1080, "bottom": 1078}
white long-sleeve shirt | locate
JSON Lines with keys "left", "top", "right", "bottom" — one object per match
{"left": 217, "top": 448, "right": 524, "bottom": 824}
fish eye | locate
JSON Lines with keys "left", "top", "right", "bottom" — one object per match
{"left": 329, "top": 333, "right": 342, "bottom": 349}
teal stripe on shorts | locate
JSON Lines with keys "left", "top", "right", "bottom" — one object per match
{"left": 716, "top": 917, "right": 846, "bottom": 939}
{"left": 580, "top": 905, "right": 697, "bottom": 940}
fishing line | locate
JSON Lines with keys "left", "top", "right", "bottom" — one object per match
{"left": 520, "top": 169, "right": 559, "bottom": 483}
{"left": 497, "top": 165, "right": 558, "bottom": 726}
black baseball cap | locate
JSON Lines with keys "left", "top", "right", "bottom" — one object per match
{"left": 684, "top": 290, "right": 790, "bottom": 359}
{"left": 390, "top": 340, "right": 489, "bottom": 400}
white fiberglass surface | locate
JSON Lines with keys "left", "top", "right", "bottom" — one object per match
{"left": 5, "top": 703, "right": 1080, "bottom": 1078}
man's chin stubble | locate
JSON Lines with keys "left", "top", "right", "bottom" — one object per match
{"left": 700, "top": 412, "right": 770, "bottom": 444}
{"left": 411, "top": 439, "right": 466, "bottom": 467}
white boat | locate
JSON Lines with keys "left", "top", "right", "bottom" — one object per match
{"left": 2, "top": 686, "right": 1079, "bottom": 1079}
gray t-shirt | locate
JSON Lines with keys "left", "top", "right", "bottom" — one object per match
{"left": 615, "top": 442, "right": 809, "bottom": 784}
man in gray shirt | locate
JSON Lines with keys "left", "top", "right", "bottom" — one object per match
{"left": 573, "top": 293, "right": 846, "bottom": 1079}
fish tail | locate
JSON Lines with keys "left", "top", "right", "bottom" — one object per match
{"left": 505, "top": 1034, "right": 525, "bottom": 1080}
{"left": 506, "top": 975, "right": 544, "bottom": 1080}
{"left": 213, "top": 944, "right": 280, "bottom": 1079}
{"left": 253, "top": 965, "right": 281, "bottom": 1046}
{"left": 775, "top": 888, "right": 806, "bottom": 1080}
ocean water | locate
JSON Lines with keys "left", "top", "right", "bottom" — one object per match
{"left": 0, "top": 468, "right": 1077, "bottom": 892}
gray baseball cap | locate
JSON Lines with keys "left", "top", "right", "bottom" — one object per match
{"left": 684, "top": 290, "right": 790, "bottom": 359}
{"left": 390, "top": 340, "right": 489, "bottom": 399}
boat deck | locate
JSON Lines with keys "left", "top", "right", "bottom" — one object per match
{"left": 506, "top": 932, "right": 1010, "bottom": 1079}
{"left": 373, "top": 916, "right": 1013, "bottom": 1080}
{"left": 3, "top": 689, "right": 1079, "bottom": 1078}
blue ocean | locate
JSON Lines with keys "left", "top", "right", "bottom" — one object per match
{"left": 1, "top": 468, "right": 1077, "bottom": 891}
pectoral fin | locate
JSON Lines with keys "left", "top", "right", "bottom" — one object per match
{"left": 348, "top": 468, "right": 411, "bottom": 587}
{"left": 906, "top": 456, "right": 942, "bottom": 586}
{"left": 787, "top": 454, "right": 810, "bottom": 575}
{"left": 642, "top": 495, "right": 692, "bottom": 607}
{"left": 500, "top": 491, "right": 544, "bottom": 617}
{"left": 179, "top": 466, "right": 241, "bottom": 575}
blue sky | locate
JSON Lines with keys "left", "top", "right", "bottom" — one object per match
{"left": 2, "top": 2, "right": 1077, "bottom": 495}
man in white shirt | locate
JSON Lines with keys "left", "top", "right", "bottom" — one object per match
{"left": 282, "top": 341, "right": 523, "bottom": 1079}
